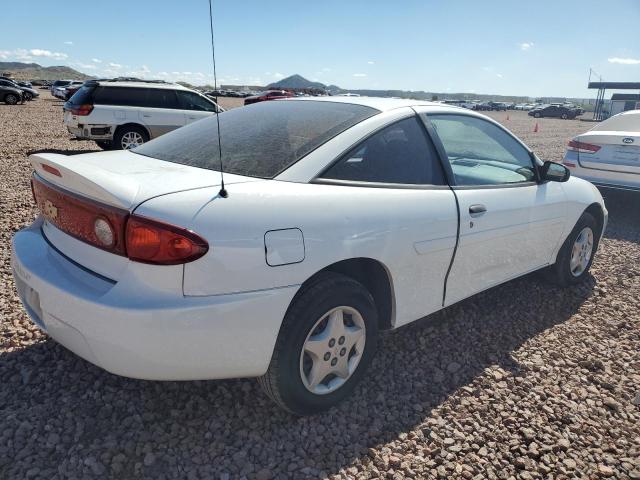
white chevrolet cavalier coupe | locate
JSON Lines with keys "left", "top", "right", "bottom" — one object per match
{"left": 12, "top": 98, "right": 607, "bottom": 414}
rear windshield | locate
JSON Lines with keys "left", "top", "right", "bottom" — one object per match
{"left": 132, "top": 100, "right": 378, "bottom": 178}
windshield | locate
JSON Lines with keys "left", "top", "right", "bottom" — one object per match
{"left": 133, "top": 100, "right": 378, "bottom": 178}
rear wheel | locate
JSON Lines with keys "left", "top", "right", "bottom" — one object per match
{"left": 549, "top": 212, "right": 599, "bottom": 286}
{"left": 259, "top": 272, "right": 378, "bottom": 415}
{"left": 113, "top": 126, "right": 148, "bottom": 150}
{"left": 4, "top": 93, "right": 18, "bottom": 105}
{"left": 534, "top": 112, "right": 541, "bottom": 118}
{"left": 23, "top": 92, "right": 33, "bottom": 101}
{"left": 561, "top": 113, "right": 568, "bottom": 119}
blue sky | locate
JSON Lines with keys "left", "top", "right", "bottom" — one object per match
{"left": 1, "top": 0, "right": 639, "bottom": 97}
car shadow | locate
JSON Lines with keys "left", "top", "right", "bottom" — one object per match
{"left": 0, "top": 271, "right": 595, "bottom": 478}
{"left": 26, "top": 148, "right": 100, "bottom": 156}
{"left": 597, "top": 188, "right": 640, "bottom": 244}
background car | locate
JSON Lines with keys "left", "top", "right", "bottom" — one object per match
{"left": 50, "top": 79, "right": 72, "bottom": 96}
{"left": 0, "top": 82, "right": 23, "bottom": 104}
{"left": 244, "top": 89, "right": 294, "bottom": 105}
{"left": 0, "top": 78, "right": 39, "bottom": 100}
{"left": 13, "top": 98, "right": 606, "bottom": 415}
{"left": 563, "top": 110, "right": 640, "bottom": 191}
{"left": 64, "top": 79, "right": 223, "bottom": 150}
{"left": 487, "top": 101, "right": 507, "bottom": 111}
{"left": 529, "top": 104, "right": 578, "bottom": 119}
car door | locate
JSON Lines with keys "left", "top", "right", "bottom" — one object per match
{"left": 177, "top": 91, "right": 219, "bottom": 125}
{"left": 420, "top": 111, "right": 567, "bottom": 306}
{"left": 140, "top": 88, "right": 183, "bottom": 138}
{"left": 316, "top": 115, "right": 458, "bottom": 326}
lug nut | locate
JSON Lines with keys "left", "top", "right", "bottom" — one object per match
{"left": 340, "top": 348, "right": 346, "bottom": 356}
{"left": 328, "top": 338, "right": 336, "bottom": 347}
{"left": 331, "top": 358, "right": 337, "bottom": 366}
{"left": 324, "top": 352, "right": 331, "bottom": 361}
{"left": 338, "top": 336, "right": 345, "bottom": 345}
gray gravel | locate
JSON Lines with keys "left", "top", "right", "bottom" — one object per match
{"left": 1, "top": 96, "right": 639, "bottom": 479}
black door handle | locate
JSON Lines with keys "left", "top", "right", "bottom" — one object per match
{"left": 469, "top": 204, "right": 487, "bottom": 215}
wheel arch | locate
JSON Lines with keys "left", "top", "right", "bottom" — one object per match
{"left": 584, "top": 202, "right": 605, "bottom": 238}
{"left": 114, "top": 122, "right": 151, "bottom": 140}
{"left": 296, "top": 257, "right": 396, "bottom": 331}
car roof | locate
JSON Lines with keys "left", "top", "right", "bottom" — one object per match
{"left": 93, "top": 81, "right": 191, "bottom": 91}
{"left": 291, "top": 95, "right": 453, "bottom": 112}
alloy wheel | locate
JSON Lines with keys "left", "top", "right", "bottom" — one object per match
{"left": 120, "top": 131, "right": 144, "bottom": 149}
{"left": 299, "top": 306, "right": 366, "bottom": 395}
{"left": 569, "top": 227, "right": 594, "bottom": 277}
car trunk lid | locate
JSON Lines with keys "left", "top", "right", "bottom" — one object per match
{"left": 575, "top": 131, "right": 640, "bottom": 175}
{"left": 30, "top": 150, "right": 258, "bottom": 280}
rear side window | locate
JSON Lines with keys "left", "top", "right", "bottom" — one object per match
{"left": 93, "top": 87, "right": 147, "bottom": 107}
{"left": 321, "top": 117, "right": 446, "bottom": 185}
{"left": 146, "top": 89, "right": 179, "bottom": 109}
{"left": 133, "top": 100, "right": 378, "bottom": 178}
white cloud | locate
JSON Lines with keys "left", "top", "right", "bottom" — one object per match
{"left": 496, "top": 73, "right": 503, "bottom": 78}
{"left": 0, "top": 50, "right": 9, "bottom": 59}
{"left": 519, "top": 42, "right": 534, "bottom": 51}
{"left": 608, "top": 57, "right": 640, "bottom": 65}
{"left": 273, "top": 72, "right": 284, "bottom": 78}
{"left": 92, "top": 58, "right": 102, "bottom": 63}
{"left": 367, "top": 61, "right": 375, "bottom": 65}
{"left": 353, "top": 73, "right": 367, "bottom": 77}
{"left": 64, "top": 41, "right": 73, "bottom": 45}
{"left": 482, "top": 66, "right": 491, "bottom": 72}
{"left": 108, "top": 62, "right": 122, "bottom": 68}
{"left": 75, "top": 62, "right": 97, "bottom": 70}
{"left": 322, "top": 67, "right": 331, "bottom": 72}
{"left": 29, "top": 49, "right": 68, "bottom": 59}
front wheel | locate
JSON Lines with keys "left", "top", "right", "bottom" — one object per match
{"left": 259, "top": 272, "right": 378, "bottom": 415}
{"left": 561, "top": 113, "right": 568, "bottom": 119}
{"left": 23, "top": 92, "right": 33, "bottom": 101}
{"left": 549, "top": 212, "right": 599, "bottom": 286}
{"left": 534, "top": 112, "right": 541, "bottom": 118}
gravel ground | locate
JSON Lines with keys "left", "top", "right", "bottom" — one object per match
{"left": 1, "top": 95, "right": 639, "bottom": 479}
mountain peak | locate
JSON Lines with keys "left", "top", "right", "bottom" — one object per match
{"left": 266, "top": 74, "right": 331, "bottom": 90}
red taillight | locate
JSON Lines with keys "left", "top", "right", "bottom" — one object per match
{"left": 32, "top": 175, "right": 128, "bottom": 255}
{"left": 563, "top": 160, "right": 577, "bottom": 168}
{"left": 69, "top": 104, "right": 94, "bottom": 116}
{"left": 568, "top": 140, "right": 601, "bottom": 153}
{"left": 32, "top": 174, "right": 208, "bottom": 265}
{"left": 125, "top": 215, "right": 209, "bottom": 265}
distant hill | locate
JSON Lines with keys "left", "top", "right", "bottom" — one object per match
{"left": 0, "top": 62, "right": 92, "bottom": 81}
{"left": 267, "top": 74, "right": 327, "bottom": 90}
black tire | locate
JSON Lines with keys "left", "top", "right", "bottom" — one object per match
{"left": 113, "top": 125, "right": 149, "bottom": 150}
{"left": 561, "top": 113, "right": 568, "bottom": 120}
{"left": 534, "top": 112, "right": 541, "bottom": 118}
{"left": 23, "top": 92, "right": 33, "bottom": 101}
{"left": 4, "top": 93, "right": 18, "bottom": 105}
{"left": 549, "top": 212, "right": 599, "bottom": 287}
{"left": 95, "top": 141, "right": 113, "bottom": 151}
{"left": 258, "top": 272, "right": 379, "bottom": 415}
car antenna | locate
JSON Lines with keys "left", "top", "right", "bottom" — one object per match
{"left": 208, "top": 0, "right": 227, "bottom": 198}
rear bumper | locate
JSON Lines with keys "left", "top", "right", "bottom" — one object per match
{"left": 563, "top": 150, "right": 640, "bottom": 191}
{"left": 11, "top": 219, "right": 298, "bottom": 380}
{"left": 66, "top": 124, "right": 113, "bottom": 141}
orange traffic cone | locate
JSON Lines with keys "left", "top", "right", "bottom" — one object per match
{"left": 533, "top": 122, "right": 539, "bottom": 133}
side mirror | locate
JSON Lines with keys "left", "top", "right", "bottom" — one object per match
{"left": 540, "top": 161, "right": 570, "bottom": 183}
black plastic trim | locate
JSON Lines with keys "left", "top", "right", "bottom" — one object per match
{"left": 311, "top": 178, "right": 450, "bottom": 190}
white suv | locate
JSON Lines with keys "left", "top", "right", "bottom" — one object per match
{"left": 63, "top": 80, "right": 223, "bottom": 150}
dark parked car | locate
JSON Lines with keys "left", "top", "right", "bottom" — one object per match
{"left": 528, "top": 105, "right": 579, "bottom": 119}
{"left": 50, "top": 79, "right": 72, "bottom": 95}
{"left": 488, "top": 101, "right": 507, "bottom": 111}
{"left": 244, "top": 90, "right": 294, "bottom": 105}
{"left": 0, "top": 82, "right": 23, "bottom": 104}
{"left": 0, "top": 78, "right": 38, "bottom": 101}
{"left": 63, "top": 82, "right": 83, "bottom": 100}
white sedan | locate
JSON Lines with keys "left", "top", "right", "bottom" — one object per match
{"left": 564, "top": 110, "right": 640, "bottom": 192}
{"left": 12, "top": 97, "right": 607, "bottom": 414}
